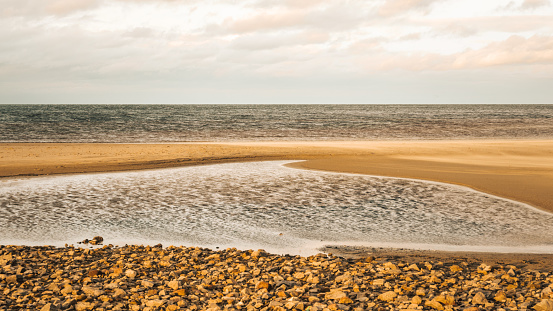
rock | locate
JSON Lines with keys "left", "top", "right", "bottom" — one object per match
{"left": 6, "top": 275, "right": 21, "bottom": 283}
{"left": 494, "top": 291, "right": 507, "bottom": 302}
{"left": 167, "top": 280, "right": 180, "bottom": 290}
{"left": 142, "top": 280, "right": 154, "bottom": 288}
{"left": 534, "top": 299, "right": 553, "bottom": 311}
{"left": 61, "top": 285, "right": 73, "bottom": 295}
{"left": 425, "top": 300, "right": 444, "bottom": 310}
{"left": 542, "top": 287, "right": 553, "bottom": 299}
{"left": 89, "top": 236, "right": 104, "bottom": 245}
{"left": 450, "top": 265, "right": 463, "bottom": 272}
{"left": 251, "top": 250, "right": 267, "bottom": 258}
{"left": 472, "top": 292, "right": 488, "bottom": 305}
{"left": 325, "top": 290, "right": 347, "bottom": 300}
{"left": 377, "top": 291, "right": 397, "bottom": 302}
{"left": 125, "top": 269, "right": 137, "bottom": 278}
{"left": 416, "top": 288, "right": 426, "bottom": 296}
{"left": 75, "top": 302, "right": 94, "bottom": 311}
{"left": 293, "top": 272, "right": 305, "bottom": 279}
{"left": 88, "top": 269, "right": 101, "bottom": 277}
{"left": 435, "top": 295, "right": 454, "bottom": 305}
{"left": 47, "top": 283, "right": 61, "bottom": 292}
{"left": 146, "top": 299, "right": 166, "bottom": 307}
{"left": 113, "top": 288, "right": 126, "bottom": 298}
{"left": 407, "top": 264, "right": 420, "bottom": 271}
{"left": 82, "top": 285, "right": 104, "bottom": 297}
{"left": 40, "top": 303, "right": 57, "bottom": 311}
{"left": 255, "top": 281, "right": 269, "bottom": 290}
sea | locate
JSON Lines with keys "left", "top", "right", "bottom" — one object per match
{"left": 1, "top": 104, "right": 553, "bottom": 254}
{"left": 1, "top": 104, "right": 553, "bottom": 142}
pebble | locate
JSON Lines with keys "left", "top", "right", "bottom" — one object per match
{"left": 1, "top": 244, "right": 553, "bottom": 310}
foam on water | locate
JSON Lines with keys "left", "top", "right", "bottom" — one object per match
{"left": 1, "top": 161, "right": 553, "bottom": 255}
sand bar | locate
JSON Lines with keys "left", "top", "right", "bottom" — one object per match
{"left": 1, "top": 140, "right": 553, "bottom": 213}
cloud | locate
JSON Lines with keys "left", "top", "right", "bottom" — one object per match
{"left": 216, "top": 3, "right": 369, "bottom": 35}
{"left": 501, "top": 0, "right": 550, "bottom": 11}
{"left": 0, "top": 0, "right": 101, "bottom": 17}
{"left": 451, "top": 35, "right": 553, "bottom": 68}
{"left": 229, "top": 31, "right": 329, "bottom": 50}
{"left": 352, "top": 35, "right": 553, "bottom": 72}
{"left": 520, "top": 0, "right": 550, "bottom": 9}
{"left": 46, "top": 0, "right": 101, "bottom": 15}
{"left": 378, "top": 0, "right": 441, "bottom": 16}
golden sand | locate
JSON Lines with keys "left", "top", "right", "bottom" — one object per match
{"left": 1, "top": 140, "right": 552, "bottom": 212}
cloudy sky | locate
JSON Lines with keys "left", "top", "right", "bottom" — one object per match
{"left": 1, "top": 0, "right": 552, "bottom": 103}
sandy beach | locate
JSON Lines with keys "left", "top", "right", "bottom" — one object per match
{"left": 2, "top": 140, "right": 553, "bottom": 213}
{"left": 2, "top": 141, "right": 553, "bottom": 309}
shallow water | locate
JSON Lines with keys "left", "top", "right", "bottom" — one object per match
{"left": 1, "top": 161, "right": 552, "bottom": 255}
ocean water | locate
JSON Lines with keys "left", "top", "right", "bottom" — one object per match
{"left": 1, "top": 161, "right": 552, "bottom": 255}
{"left": 1, "top": 104, "right": 553, "bottom": 142}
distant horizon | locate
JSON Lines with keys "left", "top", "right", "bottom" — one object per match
{"left": 2, "top": 103, "right": 553, "bottom": 105}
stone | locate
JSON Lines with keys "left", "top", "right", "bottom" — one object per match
{"left": 6, "top": 275, "right": 20, "bottom": 283}
{"left": 61, "top": 285, "right": 73, "bottom": 295}
{"left": 166, "top": 280, "right": 179, "bottom": 290}
{"left": 113, "top": 288, "right": 126, "bottom": 298}
{"left": 472, "top": 292, "right": 488, "bottom": 305}
{"left": 125, "top": 269, "right": 137, "bottom": 278}
{"left": 293, "top": 272, "right": 305, "bottom": 279}
{"left": 435, "top": 295, "right": 454, "bottom": 306}
{"left": 494, "top": 291, "right": 507, "bottom": 302}
{"left": 377, "top": 291, "right": 397, "bottom": 302}
{"left": 90, "top": 236, "right": 104, "bottom": 245}
{"left": 325, "top": 290, "right": 347, "bottom": 300}
{"left": 255, "top": 281, "right": 269, "bottom": 290}
{"left": 88, "top": 269, "right": 101, "bottom": 277}
{"left": 82, "top": 285, "right": 104, "bottom": 297}
{"left": 75, "top": 302, "right": 94, "bottom": 311}
{"left": 411, "top": 296, "right": 422, "bottom": 305}
{"left": 534, "top": 299, "right": 553, "bottom": 311}
{"left": 542, "top": 287, "right": 553, "bottom": 299}
{"left": 40, "top": 303, "right": 56, "bottom": 311}
{"left": 47, "top": 283, "right": 61, "bottom": 292}
{"left": 425, "top": 300, "right": 444, "bottom": 310}
{"left": 146, "top": 299, "right": 166, "bottom": 307}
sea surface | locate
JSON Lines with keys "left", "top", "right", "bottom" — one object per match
{"left": 1, "top": 104, "right": 553, "bottom": 253}
{"left": 1, "top": 104, "right": 553, "bottom": 142}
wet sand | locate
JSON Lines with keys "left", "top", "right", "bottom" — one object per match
{"left": 2, "top": 140, "right": 553, "bottom": 213}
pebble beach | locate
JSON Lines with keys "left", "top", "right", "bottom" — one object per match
{"left": 2, "top": 243, "right": 553, "bottom": 311}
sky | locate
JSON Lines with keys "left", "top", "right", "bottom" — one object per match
{"left": 1, "top": 0, "right": 552, "bottom": 103}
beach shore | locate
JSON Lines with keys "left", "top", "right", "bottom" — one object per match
{"left": 2, "top": 140, "right": 553, "bottom": 212}
{"left": 2, "top": 141, "right": 553, "bottom": 309}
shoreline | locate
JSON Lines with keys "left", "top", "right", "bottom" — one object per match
{"left": 2, "top": 140, "right": 553, "bottom": 213}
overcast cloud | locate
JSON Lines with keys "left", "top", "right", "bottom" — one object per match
{"left": 1, "top": 0, "right": 552, "bottom": 103}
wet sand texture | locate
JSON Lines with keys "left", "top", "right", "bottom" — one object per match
{"left": 2, "top": 140, "right": 553, "bottom": 212}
